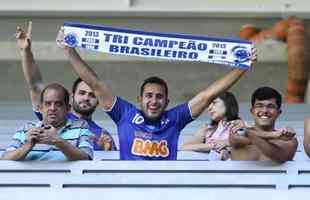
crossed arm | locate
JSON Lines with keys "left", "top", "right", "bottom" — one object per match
{"left": 230, "top": 127, "right": 298, "bottom": 162}
{"left": 247, "top": 128, "right": 297, "bottom": 162}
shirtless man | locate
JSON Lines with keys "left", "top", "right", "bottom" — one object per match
{"left": 229, "top": 86, "right": 298, "bottom": 162}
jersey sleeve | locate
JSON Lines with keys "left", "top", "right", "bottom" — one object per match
{"left": 169, "top": 102, "right": 194, "bottom": 131}
{"left": 106, "top": 97, "right": 135, "bottom": 124}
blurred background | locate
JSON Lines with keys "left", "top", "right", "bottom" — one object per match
{"left": 0, "top": 0, "right": 309, "bottom": 119}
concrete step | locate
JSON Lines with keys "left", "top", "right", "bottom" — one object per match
{"left": 1, "top": 0, "right": 309, "bottom": 18}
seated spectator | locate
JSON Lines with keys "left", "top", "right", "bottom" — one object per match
{"left": 229, "top": 87, "right": 297, "bottom": 162}
{"left": 181, "top": 91, "right": 242, "bottom": 160}
{"left": 1, "top": 83, "right": 93, "bottom": 161}
{"left": 16, "top": 22, "right": 116, "bottom": 151}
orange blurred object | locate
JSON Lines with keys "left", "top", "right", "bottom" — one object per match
{"left": 239, "top": 17, "right": 308, "bottom": 103}
{"left": 272, "top": 19, "right": 290, "bottom": 41}
{"left": 285, "top": 19, "right": 307, "bottom": 103}
{"left": 249, "top": 29, "right": 274, "bottom": 43}
{"left": 239, "top": 24, "right": 259, "bottom": 40}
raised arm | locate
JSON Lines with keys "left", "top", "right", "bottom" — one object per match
{"left": 189, "top": 49, "right": 256, "bottom": 118}
{"left": 17, "top": 22, "right": 44, "bottom": 110}
{"left": 190, "top": 69, "right": 246, "bottom": 118}
{"left": 56, "top": 28, "right": 115, "bottom": 110}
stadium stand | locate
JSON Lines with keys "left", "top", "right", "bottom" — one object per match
{"left": 0, "top": 103, "right": 309, "bottom": 199}
{"left": 0, "top": 103, "right": 309, "bottom": 159}
{"left": 1, "top": 0, "right": 310, "bottom": 103}
{"left": 0, "top": 161, "right": 310, "bottom": 199}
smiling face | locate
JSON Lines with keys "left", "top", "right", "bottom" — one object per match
{"left": 72, "top": 81, "right": 98, "bottom": 117}
{"left": 138, "top": 83, "right": 169, "bottom": 122}
{"left": 251, "top": 98, "right": 281, "bottom": 130}
{"left": 207, "top": 98, "right": 227, "bottom": 122}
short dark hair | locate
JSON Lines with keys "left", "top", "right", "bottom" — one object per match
{"left": 211, "top": 91, "right": 240, "bottom": 126}
{"left": 140, "top": 76, "right": 168, "bottom": 96}
{"left": 251, "top": 86, "right": 282, "bottom": 109}
{"left": 40, "top": 83, "right": 70, "bottom": 106}
{"left": 72, "top": 77, "right": 83, "bottom": 94}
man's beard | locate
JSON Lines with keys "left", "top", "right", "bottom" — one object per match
{"left": 72, "top": 101, "right": 97, "bottom": 117}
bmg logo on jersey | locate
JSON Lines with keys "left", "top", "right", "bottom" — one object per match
{"left": 131, "top": 138, "right": 169, "bottom": 158}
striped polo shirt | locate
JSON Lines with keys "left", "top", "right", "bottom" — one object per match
{"left": 5, "top": 119, "right": 94, "bottom": 160}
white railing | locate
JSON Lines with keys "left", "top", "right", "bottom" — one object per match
{"left": 0, "top": 160, "right": 309, "bottom": 199}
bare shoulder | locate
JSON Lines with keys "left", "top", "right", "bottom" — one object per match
{"left": 305, "top": 118, "right": 310, "bottom": 125}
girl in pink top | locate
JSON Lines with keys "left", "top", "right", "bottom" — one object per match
{"left": 181, "top": 92, "right": 243, "bottom": 160}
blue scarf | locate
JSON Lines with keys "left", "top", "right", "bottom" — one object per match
{"left": 63, "top": 22, "right": 253, "bottom": 69}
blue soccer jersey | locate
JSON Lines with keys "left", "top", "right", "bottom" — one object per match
{"left": 107, "top": 97, "right": 194, "bottom": 160}
{"left": 34, "top": 111, "right": 116, "bottom": 150}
